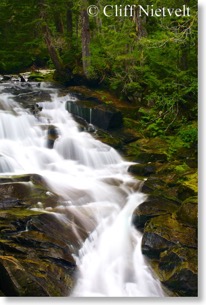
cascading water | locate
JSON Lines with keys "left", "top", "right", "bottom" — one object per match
{"left": 0, "top": 81, "right": 166, "bottom": 297}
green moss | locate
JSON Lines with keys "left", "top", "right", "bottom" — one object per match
{"left": 144, "top": 215, "right": 197, "bottom": 248}
{"left": 95, "top": 130, "right": 122, "bottom": 149}
{"left": 123, "top": 118, "right": 141, "bottom": 130}
{"left": 182, "top": 172, "right": 198, "bottom": 193}
{"left": 174, "top": 163, "right": 190, "bottom": 174}
{"left": 0, "top": 208, "right": 44, "bottom": 218}
{"left": 175, "top": 197, "right": 197, "bottom": 227}
{"left": 28, "top": 70, "right": 55, "bottom": 82}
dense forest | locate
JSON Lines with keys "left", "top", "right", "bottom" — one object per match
{"left": 0, "top": 0, "right": 197, "bottom": 147}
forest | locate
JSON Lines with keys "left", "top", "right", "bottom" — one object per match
{"left": 0, "top": 0, "right": 197, "bottom": 147}
{"left": 0, "top": 0, "right": 198, "bottom": 297}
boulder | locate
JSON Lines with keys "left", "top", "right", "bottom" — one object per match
{"left": 47, "top": 125, "right": 59, "bottom": 149}
{"left": 0, "top": 256, "right": 74, "bottom": 296}
{"left": 177, "top": 184, "right": 197, "bottom": 201}
{"left": 128, "top": 163, "right": 156, "bottom": 177}
{"left": 66, "top": 100, "right": 123, "bottom": 130}
{"left": 175, "top": 197, "right": 197, "bottom": 227}
{"left": 132, "top": 195, "right": 178, "bottom": 228}
{"left": 142, "top": 215, "right": 197, "bottom": 259}
{"left": 141, "top": 177, "right": 167, "bottom": 194}
{"left": 135, "top": 152, "right": 168, "bottom": 163}
{"left": 157, "top": 247, "right": 198, "bottom": 296}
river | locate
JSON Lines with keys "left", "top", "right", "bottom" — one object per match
{"left": 0, "top": 80, "right": 166, "bottom": 297}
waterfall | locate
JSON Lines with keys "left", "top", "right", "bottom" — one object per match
{"left": 0, "top": 81, "right": 166, "bottom": 297}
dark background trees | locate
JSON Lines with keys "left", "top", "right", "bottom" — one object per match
{"left": 0, "top": 0, "right": 197, "bottom": 146}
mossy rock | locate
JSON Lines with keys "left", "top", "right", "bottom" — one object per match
{"left": 142, "top": 215, "right": 197, "bottom": 259}
{"left": 0, "top": 174, "right": 88, "bottom": 296}
{"left": 136, "top": 152, "right": 168, "bottom": 164}
{"left": 28, "top": 70, "right": 55, "bottom": 82}
{"left": 175, "top": 197, "right": 198, "bottom": 227}
{"left": 0, "top": 256, "right": 74, "bottom": 296}
{"left": 181, "top": 172, "right": 198, "bottom": 193}
{"left": 0, "top": 182, "right": 31, "bottom": 200}
{"left": 0, "top": 174, "right": 31, "bottom": 183}
{"left": 28, "top": 212, "right": 88, "bottom": 255}
{"left": 177, "top": 184, "right": 197, "bottom": 201}
{"left": 125, "top": 137, "right": 169, "bottom": 160}
{"left": 0, "top": 174, "right": 60, "bottom": 210}
{"left": 141, "top": 177, "right": 166, "bottom": 194}
{"left": 157, "top": 247, "right": 198, "bottom": 296}
{"left": 128, "top": 163, "right": 156, "bottom": 177}
{"left": 94, "top": 129, "right": 123, "bottom": 149}
{"left": 132, "top": 195, "right": 178, "bottom": 228}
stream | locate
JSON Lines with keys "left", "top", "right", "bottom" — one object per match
{"left": 0, "top": 81, "right": 166, "bottom": 297}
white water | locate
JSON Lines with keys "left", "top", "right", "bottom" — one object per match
{"left": 0, "top": 81, "right": 166, "bottom": 297}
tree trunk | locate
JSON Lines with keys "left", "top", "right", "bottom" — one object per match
{"left": 54, "top": 12, "right": 64, "bottom": 34}
{"left": 81, "top": 0, "right": 91, "bottom": 78}
{"left": 67, "top": 0, "right": 73, "bottom": 48}
{"left": 42, "top": 24, "right": 64, "bottom": 73}
{"left": 37, "top": 0, "right": 64, "bottom": 74}
{"left": 133, "top": 7, "right": 147, "bottom": 39}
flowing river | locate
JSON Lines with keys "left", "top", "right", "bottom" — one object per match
{"left": 0, "top": 80, "right": 166, "bottom": 297}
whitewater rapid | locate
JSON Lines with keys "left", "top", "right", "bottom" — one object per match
{"left": 0, "top": 81, "right": 166, "bottom": 297}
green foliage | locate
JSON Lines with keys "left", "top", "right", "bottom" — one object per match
{"left": 146, "top": 119, "right": 165, "bottom": 137}
{"left": 174, "top": 163, "right": 190, "bottom": 174}
{"left": 0, "top": 0, "right": 197, "bottom": 156}
{"left": 178, "top": 125, "right": 198, "bottom": 148}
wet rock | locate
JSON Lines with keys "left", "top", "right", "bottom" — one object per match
{"left": 136, "top": 152, "right": 167, "bottom": 163}
{"left": 157, "top": 247, "right": 198, "bottom": 296}
{"left": 177, "top": 184, "right": 197, "bottom": 201}
{"left": 132, "top": 196, "right": 178, "bottom": 228}
{"left": 141, "top": 177, "right": 166, "bottom": 194}
{"left": 128, "top": 163, "right": 156, "bottom": 177}
{"left": 0, "top": 174, "right": 89, "bottom": 296}
{"left": 47, "top": 125, "right": 59, "bottom": 149}
{"left": 30, "top": 103, "right": 43, "bottom": 116}
{"left": 66, "top": 100, "right": 123, "bottom": 130}
{"left": 142, "top": 215, "right": 197, "bottom": 259}
{"left": 28, "top": 213, "right": 88, "bottom": 256}
{"left": 142, "top": 232, "right": 175, "bottom": 259}
{"left": 94, "top": 129, "right": 123, "bottom": 149}
{"left": 0, "top": 182, "right": 31, "bottom": 199}
{"left": 175, "top": 197, "right": 197, "bottom": 227}
{"left": 0, "top": 256, "right": 74, "bottom": 296}
{"left": 0, "top": 198, "right": 22, "bottom": 209}
{"left": 15, "top": 90, "right": 51, "bottom": 105}
{"left": 124, "top": 137, "right": 169, "bottom": 162}
{"left": 2, "top": 75, "right": 13, "bottom": 81}
{"left": 0, "top": 174, "right": 31, "bottom": 183}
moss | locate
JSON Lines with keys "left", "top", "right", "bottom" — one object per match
{"left": 153, "top": 247, "right": 198, "bottom": 296}
{"left": 144, "top": 215, "right": 197, "bottom": 248}
{"left": 94, "top": 130, "right": 122, "bottom": 149}
{"left": 181, "top": 172, "right": 198, "bottom": 193}
{"left": 123, "top": 118, "right": 141, "bottom": 130}
{"left": 0, "top": 256, "right": 74, "bottom": 296}
{"left": 0, "top": 208, "right": 44, "bottom": 218}
{"left": 28, "top": 70, "right": 55, "bottom": 82}
{"left": 175, "top": 196, "right": 197, "bottom": 227}
{"left": 174, "top": 163, "right": 190, "bottom": 174}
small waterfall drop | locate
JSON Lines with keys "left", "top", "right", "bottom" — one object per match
{"left": 0, "top": 81, "right": 166, "bottom": 297}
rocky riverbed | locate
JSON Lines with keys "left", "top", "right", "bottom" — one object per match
{"left": 0, "top": 174, "right": 87, "bottom": 296}
{"left": 0, "top": 78, "right": 197, "bottom": 296}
